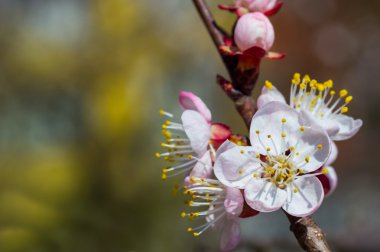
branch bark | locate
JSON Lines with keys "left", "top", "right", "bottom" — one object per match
{"left": 192, "top": 0, "right": 332, "bottom": 251}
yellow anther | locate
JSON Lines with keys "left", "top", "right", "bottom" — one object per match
{"left": 345, "top": 96, "right": 353, "bottom": 103}
{"left": 282, "top": 118, "right": 287, "bottom": 123}
{"left": 267, "top": 134, "right": 272, "bottom": 138}
{"left": 310, "top": 80, "right": 317, "bottom": 88}
{"left": 303, "top": 74, "right": 311, "bottom": 83}
{"left": 162, "top": 168, "right": 168, "bottom": 173}
{"left": 161, "top": 173, "right": 167, "bottom": 180}
{"left": 294, "top": 73, "right": 301, "bottom": 80}
{"left": 281, "top": 133, "right": 287, "bottom": 138}
{"left": 317, "top": 84, "right": 325, "bottom": 92}
{"left": 322, "top": 168, "right": 328, "bottom": 174}
{"left": 159, "top": 109, "right": 165, "bottom": 115}
{"left": 193, "top": 232, "right": 199, "bottom": 237}
{"left": 341, "top": 107, "right": 348, "bottom": 113}
{"left": 253, "top": 173, "right": 258, "bottom": 178}
{"left": 256, "top": 154, "right": 261, "bottom": 158}
{"left": 339, "top": 89, "right": 348, "bottom": 97}
{"left": 162, "top": 130, "right": 171, "bottom": 138}
{"left": 300, "top": 83, "right": 306, "bottom": 89}
{"left": 181, "top": 212, "right": 186, "bottom": 218}
{"left": 256, "top": 130, "right": 260, "bottom": 134}
{"left": 293, "top": 188, "right": 299, "bottom": 193}
{"left": 165, "top": 120, "right": 171, "bottom": 125}
{"left": 265, "top": 80, "right": 273, "bottom": 90}
{"left": 188, "top": 155, "right": 193, "bottom": 159}
{"left": 317, "top": 144, "right": 323, "bottom": 150}
{"left": 305, "top": 156, "right": 310, "bottom": 163}
{"left": 155, "top": 153, "right": 161, "bottom": 158}
{"left": 330, "top": 90, "right": 336, "bottom": 96}
{"left": 240, "top": 150, "right": 245, "bottom": 154}
{"left": 239, "top": 169, "right": 243, "bottom": 174}
{"left": 297, "top": 104, "right": 301, "bottom": 108}
{"left": 290, "top": 146, "right": 295, "bottom": 151}
{"left": 190, "top": 177, "right": 197, "bottom": 183}
{"left": 188, "top": 201, "right": 194, "bottom": 206}
{"left": 299, "top": 169, "right": 304, "bottom": 174}
{"left": 324, "top": 80, "right": 333, "bottom": 88}
{"left": 162, "top": 124, "right": 167, "bottom": 129}
{"left": 160, "top": 143, "right": 166, "bottom": 147}
{"left": 296, "top": 152, "right": 300, "bottom": 156}
{"left": 300, "top": 126, "right": 305, "bottom": 132}
{"left": 281, "top": 173, "right": 287, "bottom": 178}
{"left": 266, "top": 147, "right": 271, "bottom": 152}
{"left": 187, "top": 228, "right": 192, "bottom": 232}
{"left": 320, "top": 113, "right": 325, "bottom": 117}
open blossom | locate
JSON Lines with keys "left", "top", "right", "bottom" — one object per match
{"left": 156, "top": 92, "right": 231, "bottom": 180}
{"left": 182, "top": 177, "right": 244, "bottom": 251}
{"left": 258, "top": 73, "right": 363, "bottom": 141}
{"left": 316, "top": 141, "right": 338, "bottom": 196}
{"left": 219, "top": 0, "right": 283, "bottom": 17}
{"left": 214, "top": 101, "right": 331, "bottom": 217}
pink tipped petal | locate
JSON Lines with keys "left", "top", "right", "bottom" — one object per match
{"left": 263, "top": 1, "right": 283, "bottom": 16}
{"left": 190, "top": 151, "right": 213, "bottom": 178}
{"left": 211, "top": 123, "right": 232, "bottom": 143}
{"left": 244, "top": 179, "right": 287, "bottom": 212}
{"left": 214, "top": 146, "right": 260, "bottom": 189}
{"left": 326, "top": 141, "right": 338, "bottom": 166}
{"left": 179, "top": 91, "right": 212, "bottom": 122}
{"left": 216, "top": 140, "right": 237, "bottom": 159}
{"left": 234, "top": 12, "right": 274, "bottom": 52}
{"left": 257, "top": 85, "right": 286, "bottom": 109}
{"left": 265, "top": 51, "right": 286, "bottom": 60}
{"left": 224, "top": 187, "right": 244, "bottom": 216}
{"left": 181, "top": 110, "right": 211, "bottom": 156}
{"left": 318, "top": 166, "right": 338, "bottom": 197}
{"left": 282, "top": 177, "right": 324, "bottom": 217}
{"left": 331, "top": 114, "right": 363, "bottom": 141}
{"left": 218, "top": 4, "right": 238, "bottom": 11}
{"left": 220, "top": 218, "right": 241, "bottom": 252}
{"left": 249, "top": 101, "right": 300, "bottom": 155}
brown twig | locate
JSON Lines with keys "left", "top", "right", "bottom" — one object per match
{"left": 192, "top": 0, "right": 332, "bottom": 251}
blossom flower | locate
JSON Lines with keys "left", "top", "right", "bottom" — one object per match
{"left": 219, "top": 0, "right": 283, "bottom": 17}
{"left": 214, "top": 101, "right": 332, "bottom": 217}
{"left": 316, "top": 141, "right": 338, "bottom": 197}
{"left": 220, "top": 13, "right": 284, "bottom": 70}
{"left": 182, "top": 177, "right": 244, "bottom": 251}
{"left": 257, "top": 73, "right": 363, "bottom": 141}
{"left": 156, "top": 92, "right": 231, "bottom": 180}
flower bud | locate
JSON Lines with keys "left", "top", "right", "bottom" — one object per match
{"left": 235, "top": 0, "right": 278, "bottom": 13}
{"left": 234, "top": 12, "right": 275, "bottom": 52}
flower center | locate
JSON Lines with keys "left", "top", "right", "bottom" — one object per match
{"left": 261, "top": 154, "right": 299, "bottom": 189}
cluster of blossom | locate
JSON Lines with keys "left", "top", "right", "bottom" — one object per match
{"left": 156, "top": 1, "right": 363, "bottom": 251}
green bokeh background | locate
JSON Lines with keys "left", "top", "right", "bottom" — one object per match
{"left": 0, "top": 0, "right": 379, "bottom": 251}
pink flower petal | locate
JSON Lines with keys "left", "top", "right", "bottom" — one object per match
{"left": 178, "top": 91, "right": 212, "bottom": 123}
{"left": 220, "top": 218, "right": 241, "bottom": 252}
{"left": 189, "top": 151, "right": 213, "bottom": 178}
{"left": 224, "top": 187, "right": 244, "bottom": 216}
{"left": 244, "top": 179, "right": 287, "bottom": 212}
{"left": 211, "top": 123, "right": 232, "bottom": 143}
{"left": 257, "top": 84, "right": 286, "bottom": 109}
{"left": 282, "top": 177, "right": 324, "bottom": 217}
{"left": 234, "top": 12, "right": 275, "bottom": 52}
{"left": 181, "top": 110, "right": 211, "bottom": 156}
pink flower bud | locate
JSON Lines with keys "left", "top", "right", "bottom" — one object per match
{"left": 234, "top": 12, "right": 275, "bottom": 52}
{"left": 235, "top": 0, "right": 277, "bottom": 13}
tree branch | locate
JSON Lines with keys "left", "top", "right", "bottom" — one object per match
{"left": 192, "top": 0, "right": 332, "bottom": 251}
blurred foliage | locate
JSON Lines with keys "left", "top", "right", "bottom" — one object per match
{"left": 0, "top": 0, "right": 379, "bottom": 251}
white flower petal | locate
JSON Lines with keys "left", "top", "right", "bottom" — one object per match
{"left": 181, "top": 110, "right": 211, "bottom": 155}
{"left": 190, "top": 151, "right": 213, "bottom": 178}
{"left": 282, "top": 176, "right": 324, "bottom": 217}
{"left": 318, "top": 166, "right": 338, "bottom": 197}
{"left": 257, "top": 85, "right": 286, "bottom": 109}
{"left": 326, "top": 141, "right": 338, "bottom": 166}
{"left": 224, "top": 187, "right": 244, "bottom": 216}
{"left": 244, "top": 179, "right": 287, "bottom": 212}
{"left": 249, "top": 101, "right": 300, "bottom": 155}
{"left": 331, "top": 114, "right": 363, "bottom": 141}
{"left": 220, "top": 218, "right": 241, "bottom": 252}
{"left": 216, "top": 140, "right": 237, "bottom": 159}
{"left": 214, "top": 146, "right": 260, "bottom": 189}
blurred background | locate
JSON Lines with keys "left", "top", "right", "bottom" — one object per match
{"left": 0, "top": 0, "right": 379, "bottom": 251}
